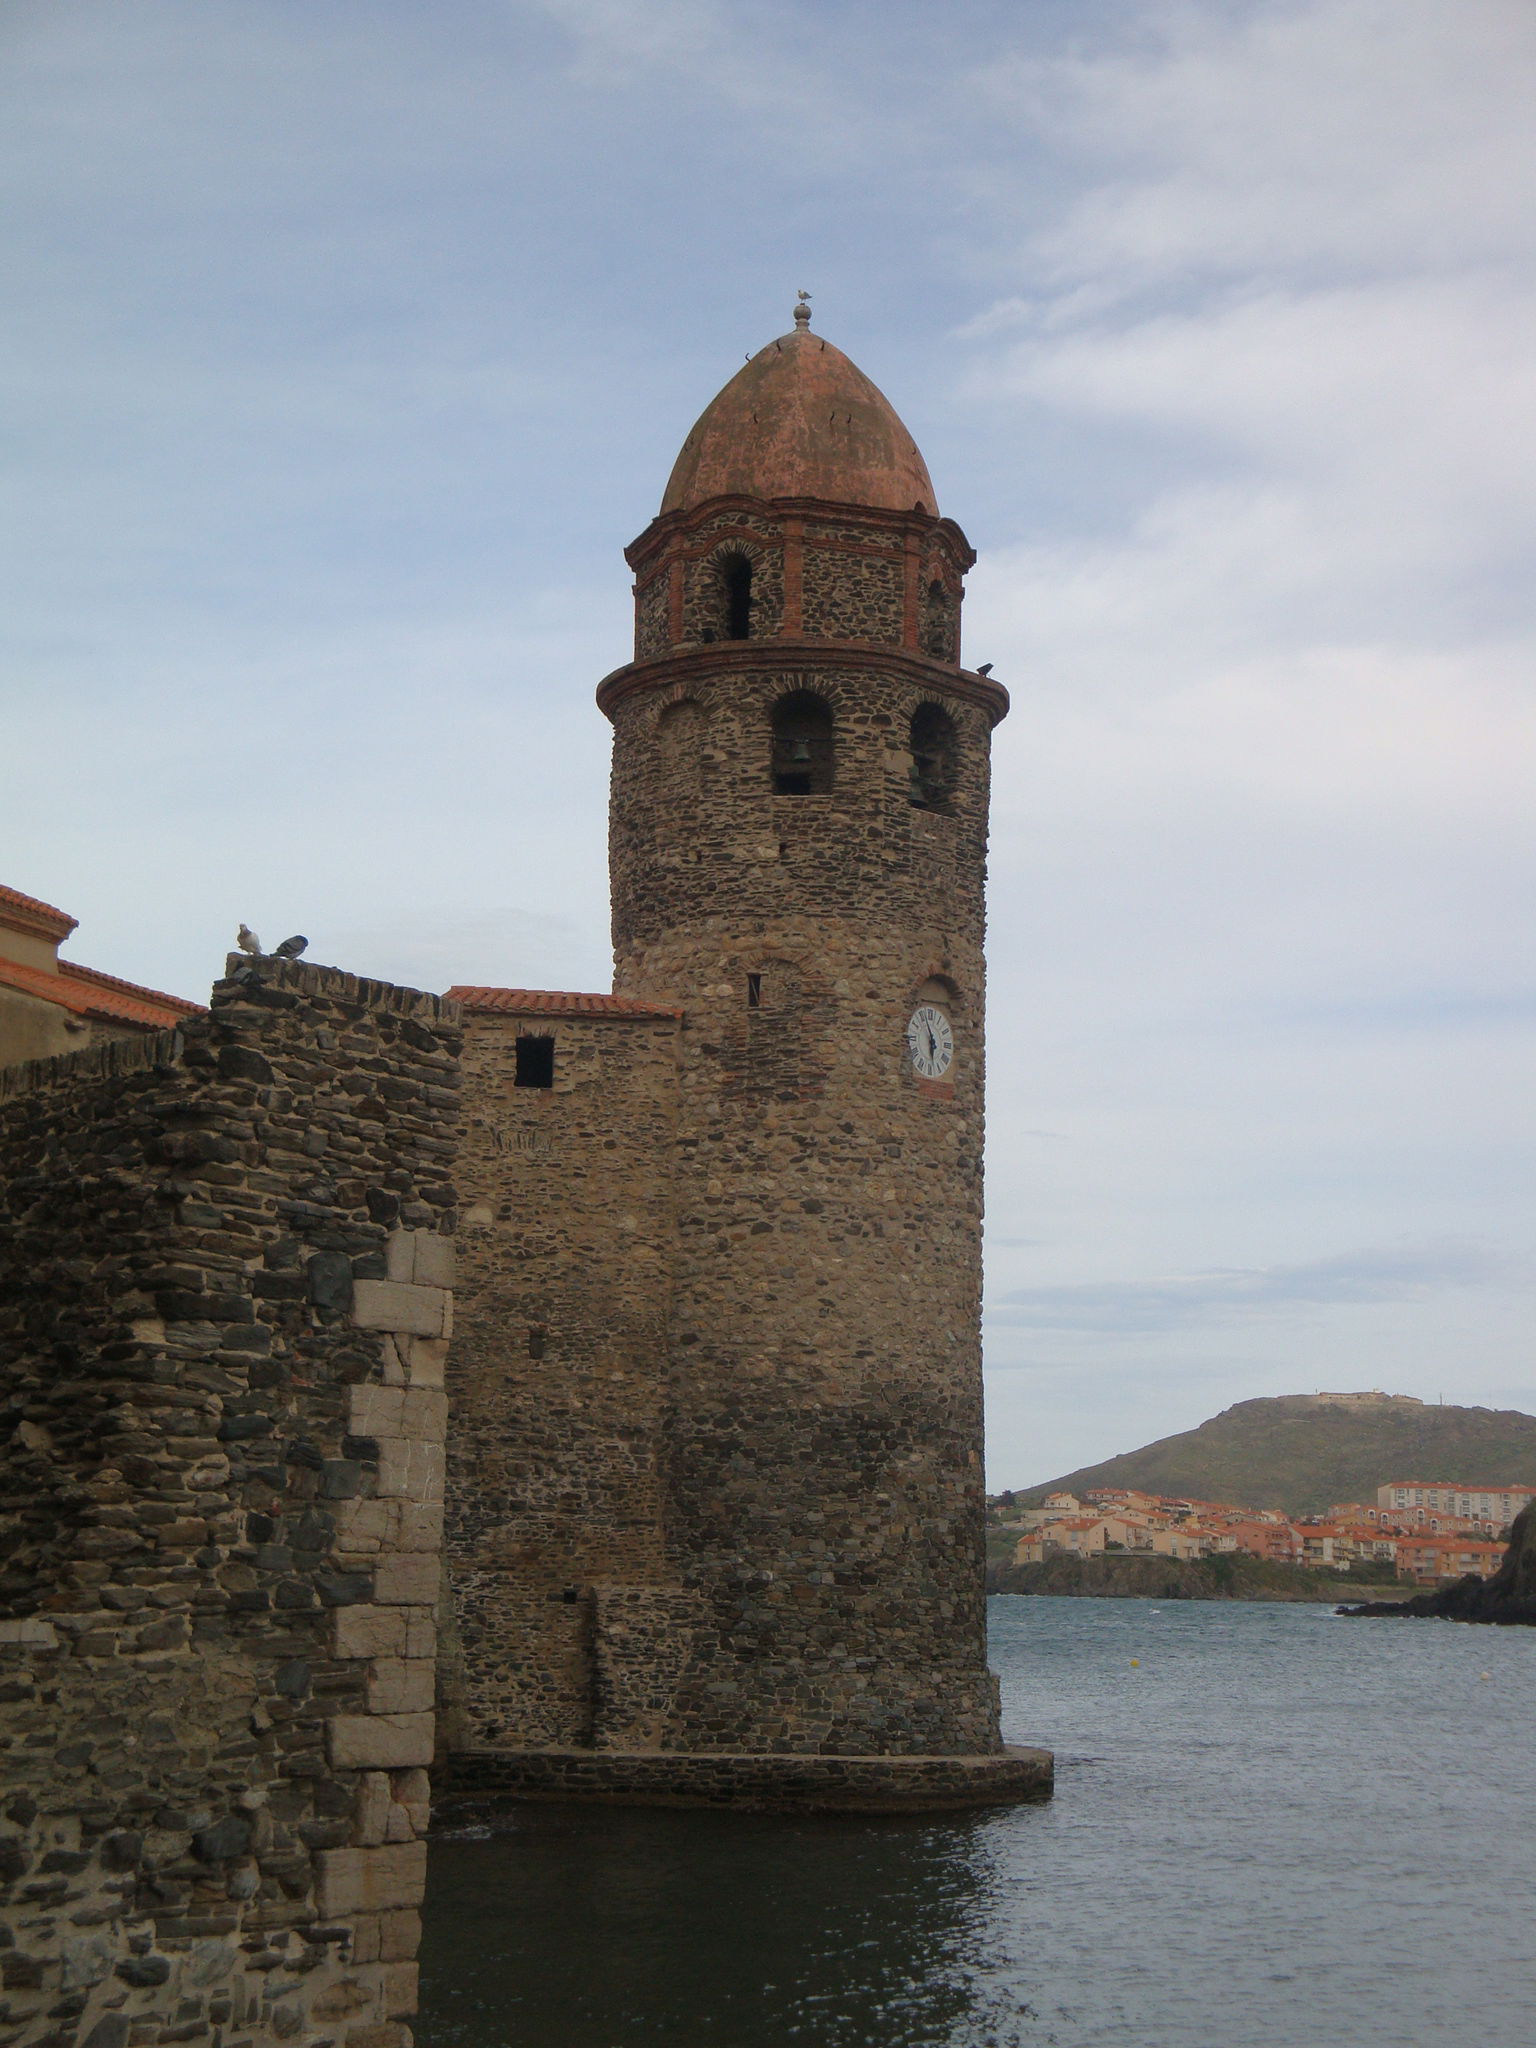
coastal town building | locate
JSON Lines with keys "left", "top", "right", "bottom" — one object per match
{"left": 1009, "top": 1485, "right": 1515, "bottom": 1581}
{"left": 1376, "top": 1481, "right": 1535, "bottom": 1530}
{"left": 0, "top": 881, "right": 202, "bottom": 1069}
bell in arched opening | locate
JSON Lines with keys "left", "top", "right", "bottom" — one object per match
{"left": 771, "top": 690, "right": 835, "bottom": 795}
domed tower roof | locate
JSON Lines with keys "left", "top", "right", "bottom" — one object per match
{"left": 661, "top": 300, "right": 938, "bottom": 516}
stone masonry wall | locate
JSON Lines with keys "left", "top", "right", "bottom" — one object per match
{"left": 0, "top": 960, "right": 459, "bottom": 2048}
{"left": 445, "top": 1006, "right": 680, "bottom": 1750}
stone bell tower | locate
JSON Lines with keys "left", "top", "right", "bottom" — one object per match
{"left": 600, "top": 300, "right": 1015, "bottom": 1764}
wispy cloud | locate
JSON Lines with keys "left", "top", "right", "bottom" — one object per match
{"left": 991, "top": 1240, "right": 1520, "bottom": 1334}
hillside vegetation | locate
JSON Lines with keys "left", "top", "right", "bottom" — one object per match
{"left": 1015, "top": 1397, "right": 1536, "bottom": 1517}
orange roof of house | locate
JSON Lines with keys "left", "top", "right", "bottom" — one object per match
{"left": 0, "top": 883, "right": 77, "bottom": 946}
{"left": 448, "top": 986, "right": 683, "bottom": 1021}
{"left": 0, "top": 953, "right": 203, "bottom": 1031}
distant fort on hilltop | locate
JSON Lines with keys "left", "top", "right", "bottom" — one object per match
{"left": 0, "top": 305, "right": 1048, "bottom": 2045}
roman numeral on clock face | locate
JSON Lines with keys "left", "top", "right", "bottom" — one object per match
{"left": 906, "top": 1004, "right": 954, "bottom": 1079}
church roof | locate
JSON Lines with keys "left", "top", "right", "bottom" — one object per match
{"left": 661, "top": 304, "right": 937, "bottom": 516}
{"left": 448, "top": 987, "right": 683, "bottom": 1020}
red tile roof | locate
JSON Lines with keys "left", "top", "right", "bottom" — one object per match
{"left": 448, "top": 985, "right": 683, "bottom": 1021}
{"left": 0, "top": 883, "right": 77, "bottom": 946}
{"left": 0, "top": 953, "right": 203, "bottom": 1031}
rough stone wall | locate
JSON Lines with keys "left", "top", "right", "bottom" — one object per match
{"left": 445, "top": 1008, "right": 680, "bottom": 1750}
{"left": 799, "top": 542, "right": 903, "bottom": 642}
{"left": 0, "top": 960, "right": 459, "bottom": 2048}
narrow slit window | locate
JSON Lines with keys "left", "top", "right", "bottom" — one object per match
{"left": 527, "top": 1326, "right": 548, "bottom": 1359}
{"left": 721, "top": 552, "right": 753, "bottom": 640}
{"left": 515, "top": 1035, "right": 555, "bottom": 1088}
{"left": 746, "top": 973, "right": 762, "bottom": 1009}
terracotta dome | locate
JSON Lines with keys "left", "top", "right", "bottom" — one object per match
{"left": 661, "top": 309, "right": 937, "bottom": 516}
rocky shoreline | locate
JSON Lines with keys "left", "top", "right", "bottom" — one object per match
{"left": 988, "top": 1551, "right": 1397, "bottom": 1604}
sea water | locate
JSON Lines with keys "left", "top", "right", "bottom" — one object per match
{"left": 416, "top": 1596, "right": 1536, "bottom": 2046}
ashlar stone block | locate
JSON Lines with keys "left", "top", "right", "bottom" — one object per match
{"left": 366, "top": 1658, "right": 434, "bottom": 1715}
{"left": 352, "top": 1280, "right": 448, "bottom": 1338}
{"left": 328, "top": 1711, "right": 435, "bottom": 1769}
{"left": 374, "top": 1554, "right": 439, "bottom": 1605}
{"left": 316, "top": 1841, "right": 429, "bottom": 1917}
{"left": 333, "top": 1605, "right": 408, "bottom": 1660}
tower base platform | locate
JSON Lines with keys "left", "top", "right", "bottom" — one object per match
{"left": 435, "top": 1744, "right": 1053, "bottom": 1816}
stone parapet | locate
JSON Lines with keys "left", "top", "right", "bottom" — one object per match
{"left": 436, "top": 1744, "right": 1053, "bottom": 1815}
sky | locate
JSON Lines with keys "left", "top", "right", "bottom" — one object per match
{"left": 4, "top": 0, "right": 1534, "bottom": 1487}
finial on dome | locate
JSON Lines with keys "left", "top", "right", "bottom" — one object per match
{"left": 794, "top": 290, "right": 812, "bottom": 329}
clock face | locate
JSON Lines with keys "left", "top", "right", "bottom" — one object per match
{"left": 906, "top": 1004, "right": 954, "bottom": 1080}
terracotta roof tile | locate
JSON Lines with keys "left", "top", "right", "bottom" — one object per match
{"left": 0, "top": 953, "right": 203, "bottom": 1030}
{"left": 448, "top": 986, "right": 683, "bottom": 1021}
{"left": 0, "top": 883, "right": 77, "bottom": 945}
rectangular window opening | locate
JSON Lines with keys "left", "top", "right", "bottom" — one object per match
{"left": 527, "top": 1325, "right": 548, "bottom": 1360}
{"left": 515, "top": 1035, "right": 555, "bottom": 1088}
{"left": 746, "top": 973, "right": 762, "bottom": 1009}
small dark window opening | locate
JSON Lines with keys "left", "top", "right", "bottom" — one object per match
{"left": 909, "top": 703, "right": 959, "bottom": 812}
{"left": 721, "top": 552, "right": 754, "bottom": 640}
{"left": 515, "top": 1035, "right": 555, "bottom": 1088}
{"left": 746, "top": 973, "right": 762, "bottom": 1009}
{"left": 527, "top": 1326, "right": 548, "bottom": 1360}
{"left": 771, "top": 691, "right": 835, "bottom": 795}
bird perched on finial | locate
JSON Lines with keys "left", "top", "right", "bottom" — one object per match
{"left": 237, "top": 923, "right": 262, "bottom": 956}
{"left": 794, "top": 289, "right": 812, "bottom": 329}
{"left": 976, "top": 662, "right": 994, "bottom": 677}
{"left": 272, "top": 935, "right": 308, "bottom": 960}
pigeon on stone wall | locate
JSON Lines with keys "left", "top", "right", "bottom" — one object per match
{"left": 976, "top": 663, "right": 994, "bottom": 677}
{"left": 236, "top": 923, "right": 262, "bottom": 956}
{"left": 272, "top": 935, "right": 309, "bottom": 960}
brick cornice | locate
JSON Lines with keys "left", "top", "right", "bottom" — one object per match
{"left": 595, "top": 641, "right": 1010, "bottom": 725}
{"left": 625, "top": 496, "right": 975, "bottom": 575}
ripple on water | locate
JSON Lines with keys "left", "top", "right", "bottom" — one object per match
{"left": 417, "top": 1597, "right": 1536, "bottom": 2048}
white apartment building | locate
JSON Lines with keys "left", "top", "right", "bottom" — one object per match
{"left": 1378, "top": 1481, "right": 1535, "bottom": 1527}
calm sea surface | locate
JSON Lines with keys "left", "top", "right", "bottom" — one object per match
{"left": 418, "top": 1596, "right": 1536, "bottom": 2047}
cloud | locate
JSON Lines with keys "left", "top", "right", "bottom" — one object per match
{"left": 975, "top": 0, "right": 1536, "bottom": 292}
{"left": 990, "top": 1238, "right": 1520, "bottom": 1334}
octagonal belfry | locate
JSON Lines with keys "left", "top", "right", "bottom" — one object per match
{"left": 441, "top": 304, "right": 1051, "bottom": 1810}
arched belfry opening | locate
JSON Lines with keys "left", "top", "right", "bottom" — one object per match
{"left": 771, "top": 690, "right": 834, "bottom": 795}
{"left": 908, "top": 702, "right": 958, "bottom": 812}
{"left": 720, "top": 551, "right": 754, "bottom": 640}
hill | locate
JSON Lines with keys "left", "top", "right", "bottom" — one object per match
{"left": 1014, "top": 1396, "right": 1536, "bottom": 1517}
